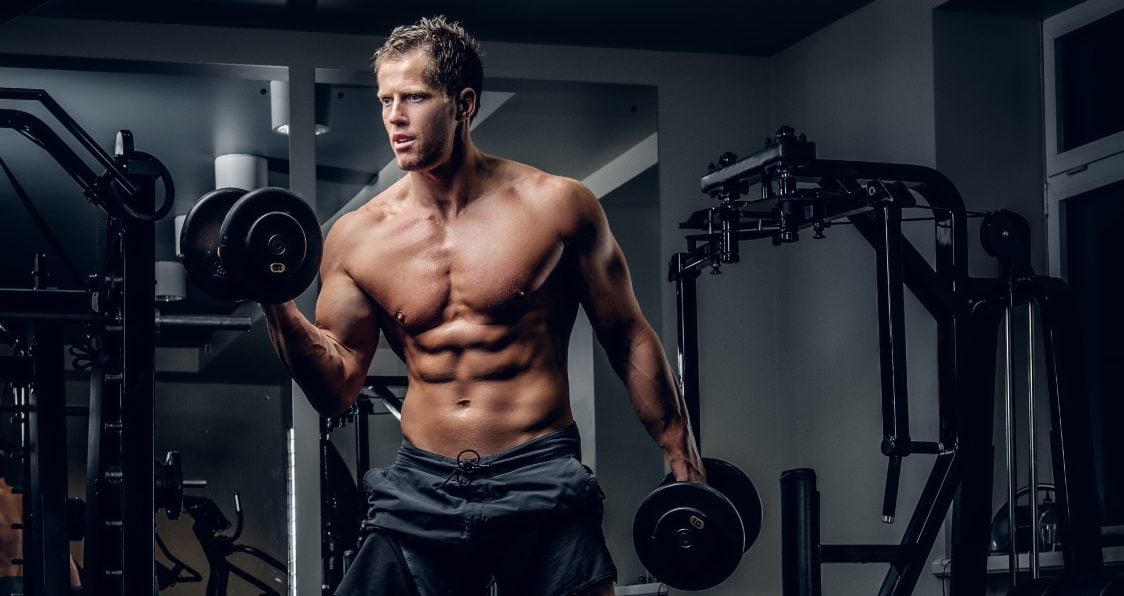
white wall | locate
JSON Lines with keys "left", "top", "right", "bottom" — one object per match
{"left": 764, "top": 1, "right": 943, "bottom": 594}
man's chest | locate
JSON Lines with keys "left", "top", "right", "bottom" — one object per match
{"left": 350, "top": 214, "right": 569, "bottom": 331}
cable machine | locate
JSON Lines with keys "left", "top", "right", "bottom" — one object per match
{"left": 669, "top": 127, "right": 1106, "bottom": 594}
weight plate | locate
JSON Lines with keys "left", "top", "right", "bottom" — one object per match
{"left": 633, "top": 481, "right": 744, "bottom": 591}
{"left": 659, "top": 458, "right": 764, "bottom": 552}
{"left": 705, "top": 458, "right": 763, "bottom": 551}
{"left": 180, "top": 188, "right": 248, "bottom": 301}
{"left": 219, "top": 187, "right": 323, "bottom": 305}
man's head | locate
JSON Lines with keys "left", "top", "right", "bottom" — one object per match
{"left": 372, "top": 16, "right": 484, "bottom": 121}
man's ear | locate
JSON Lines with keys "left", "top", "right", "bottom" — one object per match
{"left": 457, "top": 88, "right": 477, "bottom": 121}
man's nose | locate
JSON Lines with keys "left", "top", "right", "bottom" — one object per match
{"left": 386, "top": 100, "right": 407, "bottom": 124}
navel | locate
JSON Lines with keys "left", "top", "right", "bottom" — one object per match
{"left": 395, "top": 311, "right": 408, "bottom": 325}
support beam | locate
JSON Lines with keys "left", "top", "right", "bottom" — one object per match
{"left": 582, "top": 132, "right": 658, "bottom": 199}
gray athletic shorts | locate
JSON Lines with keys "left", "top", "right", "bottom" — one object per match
{"left": 334, "top": 424, "right": 617, "bottom": 596}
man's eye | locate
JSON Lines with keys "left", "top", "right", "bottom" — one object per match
{"left": 379, "top": 97, "right": 392, "bottom": 106}
{"left": 408, "top": 94, "right": 424, "bottom": 102}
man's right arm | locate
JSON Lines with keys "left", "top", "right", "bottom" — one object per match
{"left": 262, "top": 215, "right": 379, "bottom": 417}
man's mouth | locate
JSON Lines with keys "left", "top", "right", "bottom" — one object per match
{"left": 392, "top": 134, "right": 415, "bottom": 149}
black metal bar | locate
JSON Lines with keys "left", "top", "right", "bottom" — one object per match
{"left": 672, "top": 254, "right": 703, "bottom": 452}
{"left": 83, "top": 334, "right": 115, "bottom": 594}
{"left": 120, "top": 168, "right": 157, "bottom": 594}
{"left": 849, "top": 214, "right": 955, "bottom": 321}
{"left": 0, "top": 88, "right": 140, "bottom": 197}
{"left": 0, "top": 288, "right": 94, "bottom": 319}
{"left": 355, "top": 400, "right": 370, "bottom": 478}
{"left": 320, "top": 418, "right": 339, "bottom": 596}
{"left": 699, "top": 133, "right": 816, "bottom": 193}
{"left": 0, "top": 109, "right": 102, "bottom": 194}
{"left": 1032, "top": 277, "right": 1102, "bottom": 576}
{"left": 781, "top": 468, "right": 821, "bottom": 596}
{"left": 155, "top": 314, "right": 253, "bottom": 331}
{"left": 877, "top": 450, "right": 959, "bottom": 596}
{"left": 874, "top": 204, "right": 911, "bottom": 457}
{"left": 821, "top": 544, "right": 908, "bottom": 564}
{"left": 882, "top": 456, "right": 901, "bottom": 523}
{"left": 810, "top": 160, "right": 966, "bottom": 212}
{"left": 949, "top": 299, "right": 1004, "bottom": 594}
{"left": 24, "top": 255, "right": 71, "bottom": 596}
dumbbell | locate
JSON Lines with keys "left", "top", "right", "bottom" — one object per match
{"left": 180, "top": 187, "right": 323, "bottom": 305}
{"left": 633, "top": 457, "right": 762, "bottom": 591}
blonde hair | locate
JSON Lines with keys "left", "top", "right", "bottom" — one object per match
{"left": 372, "top": 16, "right": 484, "bottom": 119}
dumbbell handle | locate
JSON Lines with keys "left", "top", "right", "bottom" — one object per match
{"left": 184, "top": 479, "right": 207, "bottom": 489}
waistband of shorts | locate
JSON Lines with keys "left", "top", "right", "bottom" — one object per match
{"left": 395, "top": 423, "right": 582, "bottom": 477}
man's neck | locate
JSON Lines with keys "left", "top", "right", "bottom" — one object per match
{"left": 409, "top": 139, "right": 490, "bottom": 219}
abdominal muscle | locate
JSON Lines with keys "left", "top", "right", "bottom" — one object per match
{"left": 393, "top": 318, "right": 576, "bottom": 459}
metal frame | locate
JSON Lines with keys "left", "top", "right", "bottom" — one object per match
{"left": 1, "top": 88, "right": 169, "bottom": 595}
{"left": 670, "top": 128, "right": 1103, "bottom": 595}
{"left": 318, "top": 375, "right": 406, "bottom": 595}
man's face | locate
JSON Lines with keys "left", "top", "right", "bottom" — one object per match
{"left": 377, "top": 50, "right": 459, "bottom": 172}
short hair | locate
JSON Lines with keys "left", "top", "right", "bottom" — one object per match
{"left": 372, "top": 16, "right": 485, "bottom": 120}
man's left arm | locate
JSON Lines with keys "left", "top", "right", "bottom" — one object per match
{"left": 566, "top": 180, "right": 705, "bottom": 483}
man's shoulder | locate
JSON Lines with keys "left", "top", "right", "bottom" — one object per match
{"left": 335, "top": 184, "right": 407, "bottom": 231}
{"left": 325, "top": 192, "right": 396, "bottom": 251}
{"left": 498, "top": 159, "right": 594, "bottom": 207}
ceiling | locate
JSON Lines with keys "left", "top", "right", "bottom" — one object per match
{"left": 19, "top": 0, "right": 879, "bottom": 57}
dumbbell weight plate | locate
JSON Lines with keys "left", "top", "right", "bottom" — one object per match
{"left": 660, "top": 457, "right": 764, "bottom": 552}
{"left": 633, "top": 481, "right": 745, "bottom": 591}
{"left": 219, "top": 187, "right": 323, "bottom": 305}
{"left": 705, "top": 458, "right": 763, "bottom": 551}
{"left": 179, "top": 187, "right": 249, "bottom": 301}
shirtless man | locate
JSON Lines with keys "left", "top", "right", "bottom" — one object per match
{"left": 263, "top": 16, "right": 703, "bottom": 595}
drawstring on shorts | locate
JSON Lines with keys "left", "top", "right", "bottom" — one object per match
{"left": 435, "top": 449, "right": 489, "bottom": 489}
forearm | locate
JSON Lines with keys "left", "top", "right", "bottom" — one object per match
{"left": 262, "top": 302, "right": 363, "bottom": 417}
{"left": 608, "top": 323, "right": 705, "bottom": 482}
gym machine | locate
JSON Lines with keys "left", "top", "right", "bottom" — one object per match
{"left": 669, "top": 127, "right": 1114, "bottom": 594}
{"left": 318, "top": 375, "right": 407, "bottom": 596}
{"left": 0, "top": 87, "right": 243, "bottom": 594}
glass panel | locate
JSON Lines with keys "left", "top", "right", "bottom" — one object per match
{"left": 1055, "top": 7, "right": 1124, "bottom": 151}
{"left": 1062, "top": 177, "right": 1124, "bottom": 528}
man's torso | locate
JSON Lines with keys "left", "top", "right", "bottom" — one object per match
{"left": 339, "top": 160, "right": 585, "bottom": 456}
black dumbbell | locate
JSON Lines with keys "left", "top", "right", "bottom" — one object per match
{"left": 633, "top": 457, "right": 762, "bottom": 591}
{"left": 180, "top": 187, "right": 323, "bottom": 305}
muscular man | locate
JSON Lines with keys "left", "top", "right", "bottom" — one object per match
{"left": 263, "top": 16, "right": 703, "bottom": 595}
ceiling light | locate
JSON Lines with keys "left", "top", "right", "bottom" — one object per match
{"left": 215, "top": 153, "right": 267, "bottom": 190}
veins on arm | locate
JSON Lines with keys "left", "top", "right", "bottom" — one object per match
{"left": 267, "top": 215, "right": 380, "bottom": 417}
{"left": 568, "top": 180, "right": 704, "bottom": 481}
